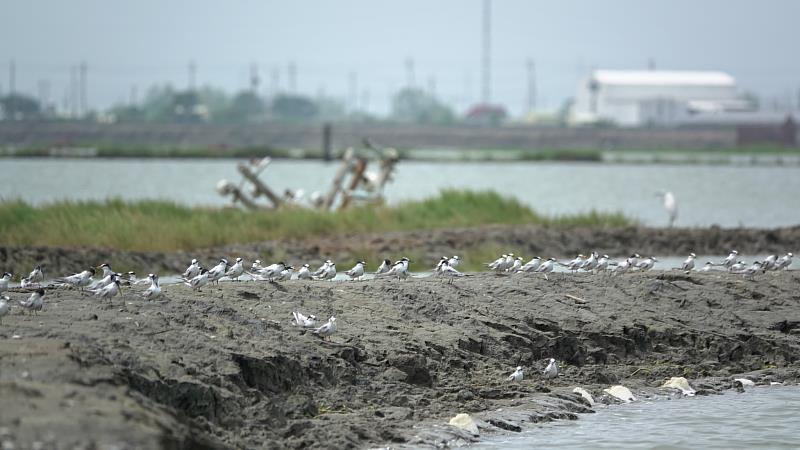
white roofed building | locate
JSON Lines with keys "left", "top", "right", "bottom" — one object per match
{"left": 570, "top": 70, "right": 752, "bottom": 127}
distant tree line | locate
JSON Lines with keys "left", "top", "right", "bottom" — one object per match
{"left": 1, "top": 84, "right": 506, "bottom": 125}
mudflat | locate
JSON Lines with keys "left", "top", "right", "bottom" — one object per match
{"left": 1, "top": 270, "right": 799, "bottom": 448}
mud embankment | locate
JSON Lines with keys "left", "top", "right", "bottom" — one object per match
{"left": 1, "top": 271, "right": 799, "bottom": 448}
{"left": 2, "top": 224, "right": 799, "bottom": 277}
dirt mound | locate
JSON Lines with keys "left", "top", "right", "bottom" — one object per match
{"left": 1, "top": 270, "right": 799, "bottom": 448}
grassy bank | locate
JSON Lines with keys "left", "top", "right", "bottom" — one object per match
{"left": 0, "top": 190, "right": 632, "bottom": 252}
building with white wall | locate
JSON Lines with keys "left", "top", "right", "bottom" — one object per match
{"left": 570, "top": 70, "right": 751, "bottom": 126}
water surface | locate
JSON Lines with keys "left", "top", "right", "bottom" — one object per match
{"left": 473, "top": 386, "right": 800, "bottom": 449}
{"left": 2, "top": 158, "right": 798, "bottom": 228}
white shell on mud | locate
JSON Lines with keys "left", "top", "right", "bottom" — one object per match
{"left": 449, "top": 413, "right": 479, "bottom": 436}
{"left": 603, "top": 385, "right": 637, "bottom": 403}
{"left": 572, "top": 387, "right": 595, "bottom": 406}
{"left": 661, "top": 377, "right": 696, "bottom": 396}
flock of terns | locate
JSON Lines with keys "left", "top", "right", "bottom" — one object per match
{"left": 0, "top": 249, "right": 794, "bottom": 379}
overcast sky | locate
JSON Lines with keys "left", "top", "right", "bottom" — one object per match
{"left": 2, "top": 0, "right": 799, "bottom": 116}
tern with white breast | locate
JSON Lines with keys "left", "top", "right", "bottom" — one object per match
{"left": 518, "top": 256, "right": 542, "bottom": 273}
{"left": 224, "top": 257, "right": 245, "bottom": 281}
{"left": 535, "top": 257, "right": 556, "bottom": 280}
{"left": 375, "top": 259, "right": 392, "bottom": 275}
{"left": 19, "top": 288, "right": 45, "bottom": 315}
{"left": 182, "top": 259, "right": 201, "bottom": 280}
{"left": 345, "top": 261, "right": 366, "bottom": 281}
{"left": 0, "top": 295, "right": 9, "bottom": 323}
{"left": 315, "top": 262, "right": 337, "bottom": 281}
{"left": 312, "top": 316, "right": 337, "bottom": 341}
{"left": 542, "top": 358, "right": 559, "bottom": 380}
{"left": 206, "top": 259, "right": 228, "bottom": 285}
{"left": 140, "top": 274, "right": 162, "bottom": 301}
{"left": 0, "top": 272, "right": 11, "bottom": 296}
{"left": 506, "top": 366, "right": 524, "bottom": 383}
{"left": 56, "top": 268, "right": 96, "bottom": 291}
{"left": 185, "top": 268, "right": 210, "bottom": 291}
{"left": 296, "top": 264, "right": 313, "bottom": 280}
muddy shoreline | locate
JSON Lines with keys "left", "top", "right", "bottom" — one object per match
{"left": 2, "top": 224, "right": 799, "bottom": 277}
{"left": 1, "top": 270, "right": 799, "bottom": 449}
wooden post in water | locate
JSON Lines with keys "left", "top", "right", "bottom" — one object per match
{"left": 322, "top": 123, "right": 332, "bottom": 161}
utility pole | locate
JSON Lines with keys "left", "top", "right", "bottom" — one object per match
{"left": 70, "top": 65, "right": 78, "bottom": 117}
{"left": 427, "top": 76, "right": 436, "bottom": 97}
{"left": 188, "top": 60, "right": 196, "bottom": 90}
{"left": 348, "top": 71, "right": 358, "bottom": 112}
{"left": 270, "top": 67, "right": 280, "bottom": 97}
{"left": 287, "top": 61, "right": 297, "bottom": 93}
{"left": 405, "top": 58, "right": 415, "bottom": 88}
{"left": 8, "top": 59, "right": 16, "bottom": 95}
{"left": 527, "top": 59, "right": 536, "bottom": 113}
{"left": 481, "top": 0, "right": 491, "bottom": 103}
{"left": 130, "top": 84, "right": 138, "bottom": 106}
{"left": 79, "top": 61, "right": 87, "bottom": 116}
{"left": 250, "top": 63, "right": 260, "bottom": 92}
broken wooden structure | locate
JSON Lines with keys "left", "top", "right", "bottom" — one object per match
{"left": 217, "top": 142, "right": 399, "bottom": 211}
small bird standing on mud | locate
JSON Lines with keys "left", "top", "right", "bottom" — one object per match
{"left": 345, "top": 261, "right": 366, "bottom": 280}
{"left": 737, "top": 261, "right": 762, "bottom": 279}
{"left": 678, "top": 253, "right": 696, "bottom": 271}
{"left": 276, "top": 265, "right": 294, "bottom": 281}
{"left": 185, "top": 268, "right": 210, "bottom": 291}
{"left": 250, "top": 259, "right": 263, "bottom": 272}
{"left": 296, "top": 264, "right": 313, "bottom": 280}
{"left": 508, "top": 256, "right": 524, "bottom": 273}
{"left": 292, "top": 311, "right": 317, "bottom": 328}
{"left": 486, "top": 254, "right": 509, "bottom": 272}
{"left": 535, "top": 258, "right": 556, "bottom": 280}
{"left": 312, "top": 316, "right": 337, "bottom": 340}
{"left": 0, "top": 295, "right": 9, "bottom": 323}
{"left": 438, "top": 261, "right": 465, "bottom": 283}
{"left": 375, "top": 259, "right": 392, "bottom": 275}
{"left": 518, "top": 256, "right": 542, "bottom": 273}
{"left": 22, "top": 265, "right": 44, "bottom": 288}
{"left": 312, "top": 260, "right": 332, "bottom": 277}
{"left": 580, "top": 252, "right": 599, "bottom": 272}
{"left": 315, "top": 262, "right": 337, "bottom": 281}
{"left": 224, "top": 257, "right": 245, "bottom": 281}
{"left": 90, "top": 274, "right": 122, "bottom": 300}
{"left": 206, "top": 259, "right": 229, "bottom": 285}
{"left": 774, "top": 253, "right": 793, "bottom": 270}
{"left": 141, "top": 274, "right": 162, "bottom": 301}
{"left": 56, "top": 267, "right": 96, "bottom": 291}
{"left": 251, "top": 261, "right": 286, "bottom": 281}
{"left": 596, "top": 255, "right": 610, "bottom": 272}
{"left": 19, "top": 288, "right": 45, "bottom": 315}
{"left": 635, "top": 256, "right": 657, "bottom": 271}
{"left": 543, "top": 358, "right": 559, "bottom": 380}
{"left": 560, "top": 254, "right": 586, "bottom": 273}
{"left": 183, "top": 259, "right": 201, "bottom": 279}
{"left": 507, "top": 366, "right": 524, "bottom": 383}
{"left": 715, "top": 250, "right": 738, "bottom": 270}
{"left": 0, "top": 272, "right": 11, "bottom": 295}
{"left": 378, "top": 257, "right": 410, "bottom": 280}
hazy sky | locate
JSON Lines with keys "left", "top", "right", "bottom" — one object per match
{"left": 2, "top": 0, "right": 799, "bottom": 116}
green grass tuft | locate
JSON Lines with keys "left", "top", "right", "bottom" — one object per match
{"left": 0, "top": 190, "right": 633, "bottom": 252}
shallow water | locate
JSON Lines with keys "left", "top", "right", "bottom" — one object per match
{"left": 1, "top": 158, "right": 799, "bottom": 227}
{"left": 473, "top": 386, "right": 800, "bottom": 449}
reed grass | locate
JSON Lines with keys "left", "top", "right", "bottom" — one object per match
{"left": 0, "top": 190, "right": 632, "bottom": 252}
